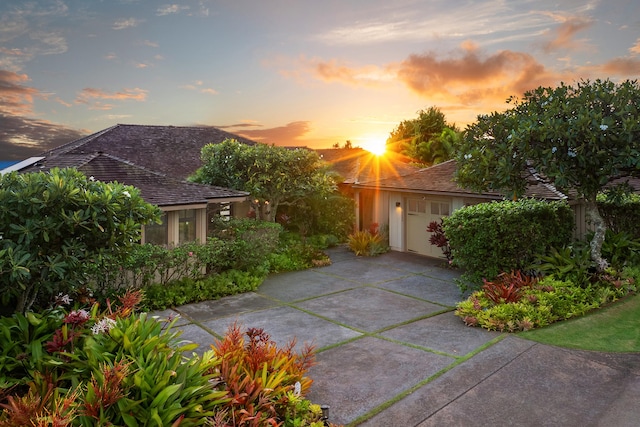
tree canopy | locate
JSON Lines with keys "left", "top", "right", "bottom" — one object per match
{"left": 455, "top": 78, "right": 640, "bottom": 270}
{"left": 191, "top": 139, "right": 337, "bottom": 222}
{"left": 386, "top": 106, "right": 460, "bottom": 165}
{"left": 0, "top": 168, "right": 161, "bottom": 313}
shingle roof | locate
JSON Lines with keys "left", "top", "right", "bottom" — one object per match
{"left": 35, "top": 124, "right": 257, "bottom": 181}
{"left": 316, "top": 148, "right": 420, "bottom": 184}
{"left": 18, "top": 124, "right": 253, "bottom": 206}
{"left": 353, "top": 159, "right": 566, "bottom": 200}
{"left": 26, "top": 153, "right": 248, "bottom": 207}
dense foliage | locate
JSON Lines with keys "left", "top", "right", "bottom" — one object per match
{"left": 443, "top": 199, "right": 574, "bottom": 290}
{"left": 455, "top": 79, "right": 640, "bottom": 271}
{"left": 386, "top": 106, "right": 460, "bottom": 165}
{"left": 0, "top": 293, "right": 333, "bottom": 426}
{"left": 192, "top": 139, "right": 337, "bottom": 222}
{"left": 597, "top": 184, "right": 640, "bottom": 239}
{"left": 0, "top": 168, "right": 160, "bottom": 314}
{"left": 456, "top": 268, "right": 638, "bottom": 332}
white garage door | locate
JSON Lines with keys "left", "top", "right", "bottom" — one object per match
{"left": 406, "top": 198, "right": 450, "bottom": 258}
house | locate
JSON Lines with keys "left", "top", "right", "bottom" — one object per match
{"left": 315, "top": 148, "right": 421, "bottom": 230}
{"left": 351, "top": 159, "right": 568, "bottom": 258}
{"left": 10, "top": 124, "right": 258, "bottom": 246}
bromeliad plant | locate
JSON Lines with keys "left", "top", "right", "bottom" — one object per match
{"left": 210, "top": 323, "right": 320, "bottom": 426}
{"left": 0, "top": 290, "right": 230, "bottom": 426}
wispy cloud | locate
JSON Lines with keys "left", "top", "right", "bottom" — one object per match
{"left": 157, "top": 4, "right": 190, "bottom": 16}
{"left": 229, "top": 121, "right": 312, "bottom": 145}
{"left": 0, "top": 70, "right": 40, "bottom": 116}
{"left": 630, "top": 38, "right": 640, "bottom": 55}
{"left": 112, "top": 18, "right": 144, "bottom": 30}
{"left": 540, "top": 16, "right": 594, "bottom": 52}
{"left": 75, "top": 87, "right": 148, "bottom": 110}
{"left": 597, "top": 57, "right": 640, "bottom": 75}
{"left": 180, "top": 80, "right": 218, "bottom": 95}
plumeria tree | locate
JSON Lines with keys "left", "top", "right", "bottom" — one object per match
{"left": 0, "top": 168, "right": 160, "bottom": 313}
{"left": 192, "top": 139, "right": 337, "bottom": 222}
{"left": 455, "top": 79, "right": 640, "bottom": 271}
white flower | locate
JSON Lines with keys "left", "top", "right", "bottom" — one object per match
{"left": 551, "top": 147, "right": 557, "bottom": 154}
{"left": 600, "top": 124, "right": 608, "bottom": 131}
{"left": 56, "top": 293, "right": 72, "bottom": 306}
{"left": 568, "top": 148, "right": 577, "bottom": 158}
{"left": 91, "top": 317, "right": 117, "bottom": 335}
{"left": 463, "top": 153, "right": 472, "bottom": 160}
{"left": 294, "top": 381, "right": 302, "bottom": 396}
{"left": 89, "top": 176, "right": 95, "bottom": 181}
{"left": 123, "top": 190, "right": 131, "bottom": 198}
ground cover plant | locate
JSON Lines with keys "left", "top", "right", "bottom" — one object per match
{"left": 456, "top": 258, "right": 639, "bottom": 332}
{"left": 0, "top": 291, "right": 336, "bottom": 426}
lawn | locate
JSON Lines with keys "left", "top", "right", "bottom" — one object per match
{"left": 518, "top": 292, "right": 640, "bottom": 352}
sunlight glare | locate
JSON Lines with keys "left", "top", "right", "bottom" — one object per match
{"left": 362, "top": 137, "right": 387, "bottom": 156}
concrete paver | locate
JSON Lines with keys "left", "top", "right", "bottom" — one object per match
{"left": 167, "top": 246, "right": 640, "bottom": 426}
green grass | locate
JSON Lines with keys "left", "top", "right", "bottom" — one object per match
{"left": 518, "top": 292, "right": 640, "bottom": 352}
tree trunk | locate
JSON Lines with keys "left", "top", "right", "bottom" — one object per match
{"left": 585, "top": 198, "right": 609, "bottom": 272}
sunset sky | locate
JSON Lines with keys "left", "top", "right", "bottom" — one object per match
{"left": 1, "top": 0, "right": 639, "bottom": 160}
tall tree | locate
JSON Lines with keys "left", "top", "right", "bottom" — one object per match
{"left": 386, "top": 106, "right": 460, "bottom": 165}
{"left": 192, "top": 139, "right": 336, "bottom": 222}
{"left": 455, "top": 79, "right": 640, "bottom": 271}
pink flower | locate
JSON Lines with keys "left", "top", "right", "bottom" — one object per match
{"left": 188, "top": 251, "right": 193, "bottom": 257}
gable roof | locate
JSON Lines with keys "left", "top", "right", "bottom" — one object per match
{"left": 316, "top": 148, "right": 420, "bottom": 184}
{"left": 31, "top": 124, "right": 257, "bottom": 181}
{"left": 353, "top": 159, "right": 566, "bottom": 201}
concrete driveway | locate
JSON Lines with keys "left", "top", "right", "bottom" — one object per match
{"left": 161, "top": 246, "right": 640, "bottom": 426}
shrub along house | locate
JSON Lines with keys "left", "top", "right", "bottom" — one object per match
{"left": 9, "top": 124, "right": 255, "bottom": 246}
{"left": 352, "top": 159, "right": 568, "bottom": 258}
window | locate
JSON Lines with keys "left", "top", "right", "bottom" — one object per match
{"left": 178, "top": 209, "right": 197, "bottom": 244}
{"left": 431, "top": 202, "right": 450, "bottom": 216}
{"left": 408, "top": 199, "right": 427, "bottom": 214}
{"left": 145, "top": 213, "right": 168, "bottom": 245}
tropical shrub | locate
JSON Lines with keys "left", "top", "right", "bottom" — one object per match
{"left": 210, "top": 323, "right": 320, "bottom": 426}
{"left": 532, "top": 243, "right": 594, "bottom": 286}
{"left": 0, "top": 290, "right": 230, "bottom": 426}
{"left": 456, "top": 271, "right": 637, "bottom": 332}
{"left": 598, "top": 184, "right": 640, "bottom": 239}
{"left": 347, "top": 223, "right": 389, "bottom": 257}
{"left": 0, "top": 294, "right": 337, "bottom": 426}
{"left": 0, "top": 168, "right": 160, "bottom": 314}
{"left": 427, "top": 219, "right": 452, "bottom": 262}
{"left": 142, "top": 269, "right": 265, "bottom": 311}
{"left": 481, "top": 270, "right": 537, "bottom": 304}
{"left": 443, "top": 199, "right": 574, "bottom": 291}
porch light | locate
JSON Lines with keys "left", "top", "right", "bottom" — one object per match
{"left": 396, "top": 202, "right": 401, "bottom": 208}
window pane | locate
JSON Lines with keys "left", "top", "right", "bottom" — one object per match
{"left": 431, "top": 202, "right": 439, "bottom": 215}
{"left": 441, "top": 203, "right": 450, "bottom": 216}
{"left": 145, "top": 213, "right": 168, "bottom": 245}
{"left": 179, "top": 209, "right": 197, "bottom": 244}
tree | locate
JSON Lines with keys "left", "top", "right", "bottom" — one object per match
{"left": 0, "top": 168, "right": 161, "bottom": 313}
{"left": 192, "top": 139, "right": 337, "bottom": 222}
{"left": 386, "top": 106, "right": 460, "bottom": 165}
{"left": 455, "top": 79, "right": 640, "bottom": 271}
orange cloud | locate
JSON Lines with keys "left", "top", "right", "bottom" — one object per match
{"left": 75, "top": 87, "right": 147, "bottom": 109}
{"left": 630, "top": 38, "right": 640, "bottom": 55}
{"left": 542, "top": 17, "right": 594, "bottom": 53}
{"left": 598, "top": 57, "right": 640, "bottom": 75}
{"left": 230, "top": 121, "right": 312, "bottom": 146}
{"left": 396, "top": 47, "right": 560, "bottom": 105}
{"left": 0, "top": 70, "right": 39, "bottom": 116}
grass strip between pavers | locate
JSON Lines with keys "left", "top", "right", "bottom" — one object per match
{"left": 518, "top": 292, "right": 640, "bottom": 352}
{"left": 347, "top": 334, "right": 508, "bottom": 426}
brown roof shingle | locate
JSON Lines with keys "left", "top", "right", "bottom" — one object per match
{"left": 353, "top": 159, "right": 566, "bottom": 200}
{"left": 316, "top": 148, "right": 420, "bottom": 184}
{"left": 36, "top": 124, "right": 257, "bottom": 181}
